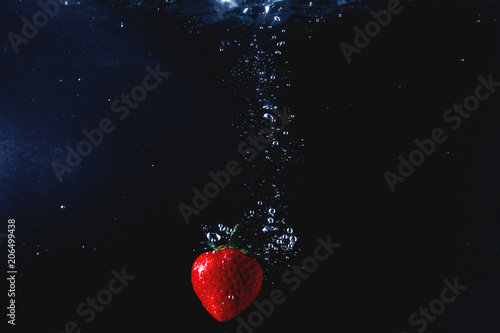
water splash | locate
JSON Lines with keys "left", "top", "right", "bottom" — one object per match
{"left": 117, "top": 0, "right": 365, "bottom": 26}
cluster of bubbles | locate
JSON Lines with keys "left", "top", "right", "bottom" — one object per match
{"left": 144, "top": 0, "right": 312, "bottom": 274}
{"left": 243, "top": 202, "right": 299, "bottom": 265}
{"left": 200, "top": 9, "right": 303, "bottom": 272}
{"left": 201, "top": 199, "right": 299, "bottom": 270}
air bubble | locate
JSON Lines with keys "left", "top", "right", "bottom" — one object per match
{"left": 263, "top": 113, "right": 274, "bottom": 120}
{"left": 207, "top": 232, "right": 221, "bottom": 242}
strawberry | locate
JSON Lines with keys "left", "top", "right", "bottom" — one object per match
{"left": 191, "top": 225, "right": 263, "bottom": 322}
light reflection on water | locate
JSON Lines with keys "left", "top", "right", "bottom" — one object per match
{"left": 119, "top": 0, "right": 363, "bottom": 25}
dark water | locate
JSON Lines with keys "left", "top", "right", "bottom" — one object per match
{"left": 1, "top": 0, "right": 499, "bottom": 332}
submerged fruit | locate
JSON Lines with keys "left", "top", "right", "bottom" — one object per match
{"left": 191, "top": 226, "right": 263, "bottom": 322}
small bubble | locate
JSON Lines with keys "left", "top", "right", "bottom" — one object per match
{"left": 207, "top": 232, "right": 221, "bottom": 242}
{"left": 263, "top": 113, "right": 274, "bottom": 120}
{"left": 267, "top": 225, "right": 277, "bottom": 232}
{"left": 257, "top": 201, "right": 263, "bottom": 206}
{"left": 287, "top": 228, "right": 293, "bottom": 234}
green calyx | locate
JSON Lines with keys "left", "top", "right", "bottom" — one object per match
{"left": 229, "top": 224, "right": 240, "bottom": 248}
{"left": 201, "top": 224, "right": 249, "bottom": 254}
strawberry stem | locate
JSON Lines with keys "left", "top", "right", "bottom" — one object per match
{"left": 201, "top": 224, "right": 253, "bottom": 255}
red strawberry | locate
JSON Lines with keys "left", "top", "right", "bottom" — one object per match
{"left": 191, "top": 225, "right": 263, "bottom": 322}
